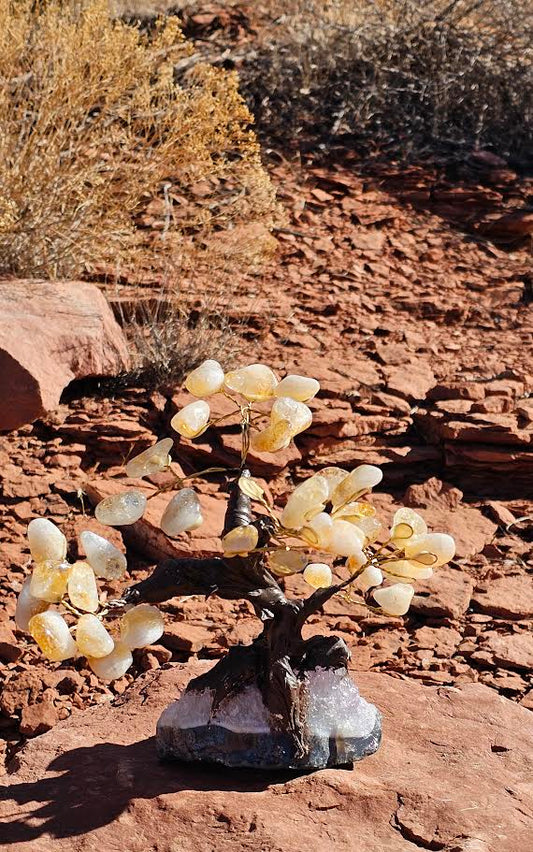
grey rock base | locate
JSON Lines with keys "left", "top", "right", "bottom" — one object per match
{"left": 157, "top": 716, "right": 382, "bottom": 770}
{"left": 156, "top": 667, "right": 382, "bottom": 769}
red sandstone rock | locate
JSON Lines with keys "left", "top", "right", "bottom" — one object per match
{"left": 474, "top": 631, "right": 533, "bottom": 671}
{"left": 483, "top": 501, "right": 518, "bottom": 528}
{"left": 520, "top": 691, "right": 533, "bottom": 709}
{"left": 403, "top": 477, "right": 463, "bottom": 511}
{"left": 479, "top": 209, "right": 533, "bottom": 239}
{"left": 1, "top": 663, "right": 531, "bottom": 851}
{"left": 0, "top": 620, "right": 22, "bottom": 662}
{"left": 0, "top": 671, "right": 43, "bottom": 717}
{"left": 382, "top": 361, "right": 435, "bottom": 401}
{"left": 162, "top": 622, "right": 212, "bottom": 654}
{"left": 412, "top": 626, "right": 462, "bottom": 657}
{"left": 19, "top": 700, "right": 59, "bottom": 737}
{"left": 41, "top": 669, "right": 85, "bottom": 695}
{"left": 411, "top": 566, "right": 474, "bottom": 620}
{"left": 0, "top": 280, "right": 130, "bottom": 431}
{"left": 137, "top": 644, "right": 173, "bottom": 670}
{"left": 472, "top": 575, "right": 533, "bottom": 620}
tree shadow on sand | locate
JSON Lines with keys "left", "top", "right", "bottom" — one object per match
{"left": 3, "top": 737, "right": 314, "bottom": 845}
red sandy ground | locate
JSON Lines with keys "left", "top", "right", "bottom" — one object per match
{"left": 0, "top": 7, "right": 532, "bottom": 850}
{"left": 1, "top": 149, "right": 531, "bottom": 755}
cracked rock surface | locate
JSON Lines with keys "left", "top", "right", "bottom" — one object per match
{"left": 1, "top": 661, "right": 531, "bottom": 851}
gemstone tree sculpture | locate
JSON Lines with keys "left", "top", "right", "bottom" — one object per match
{"left": 18, "top": 360, "right": 456, "bottom": 769}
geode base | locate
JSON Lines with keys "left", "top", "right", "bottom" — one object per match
{"left": 157, "top": 718, "right": 382, "bottom": 770}
{"left": 156, "top": 668, "right": 382, "bottom": 770}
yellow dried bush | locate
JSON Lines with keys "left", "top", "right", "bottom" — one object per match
{"left": 0, "top": 0, "right": 278, "bottom": 278}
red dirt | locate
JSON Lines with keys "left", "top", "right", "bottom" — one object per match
{"left": 2, "top": 662, "right": 532, "bottom": 852}
{"left": 0, "top": 7, "right": 532, "bottom": 836}
{"left": 1, "top": 151, "right": 531, "bottom": 758}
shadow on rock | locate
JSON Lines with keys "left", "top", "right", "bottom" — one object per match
{"left": 3, "top": 737, "right": 316, "bottom": 844}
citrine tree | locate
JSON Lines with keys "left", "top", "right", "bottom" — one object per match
{"left": 17, "top": 360, "right": 455, "bottom": 755}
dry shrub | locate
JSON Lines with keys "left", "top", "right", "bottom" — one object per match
{"left": 0, "top": 0, "right": 279, "bottom": 279}
{"left": 111, "top": 220, "right": 276, "bottom": 389}
{"left": 110, "top": 0, "right": 187, "bottom": 16}
{"left": 114, "top": 286, "right": 241, "bottom": 390}
{"left": 240, "top": 0, "right": 533, "bottom": 162}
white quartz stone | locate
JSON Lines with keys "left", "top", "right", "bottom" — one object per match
{"left": 306, "top": 668, "right": 377, "bottom": 738}
{"left": 158, "top": 667, "right": 379, "bottom": 740}
{"left": 27, "top": 518, "right": 67, "bottom": 564}
{"left": 95, "top": 490, "right": 147, "bottom": 526}
{"left": 80, "top": 530, "right": 127, "bottom": 580}
{"left": 125, "top": 438, "right": 173, "bottom": 479}
{"left": 160, "top": 489, "right": 202, "bottom": 537}
{"left": 15, "top": 576, "right": 49, "bottom": 631}
{"left": 274, "top": 375, "right": 320, "bottom": 402}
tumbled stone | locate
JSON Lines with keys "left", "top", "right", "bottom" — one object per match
{"left": 30, "top": 562, "right": 70, "bottom": 603}
{"left": 274, "top": 374, "right": 320, "bottom": 402}
{"left": 331, "top": 465, "right": 383, "bottom": 508}
{"left": 170, "top": 400, "right": 210, "bottom": 439}
{"left": 269, "top": 549, "right": 308, "bottom": 576}
{"left": 27, "top": 518, "right": 67, "bottom": 564}
{"left": 67, "top": 562, "right": 99, "bottom": 612}
{"left": 87, "top": 641, "right": 133, "bottom": 682}
{"left": 79, "top": 530, "right": 127, "bottom": 580}
{"left": 15, "top": 575, "right": 49, "bottom": 630}
{"left": 224, "top": 364, "right": 278, "bottom": 401}
{"left": 125, "top": 438, "right": 173, "bottom": 479}
{"left": 405, "top": 533, "right": 456, "bottom": 567}
{"left": 303, "top": 563, "right": 332, "bottom": 589}
{"left": 373, "top": 584, "right": 414, "bottom": 616}
{"left": 160, "top": 489, "right": 202, "bottom": 537}
{"left": 95, "top": 490, "right": 147, "bottom": 526}
{"left": 328, "top": 520, "right": 365, "bottom": 558}
{"left": 76, "top": 614, "right": 114, "bottom": 659}
{"left": 357, "top": 564, "right": 383, "bottom": 591}
{"left": 221, "top": 525, "right": 259, "bottom": 556}
{"left": 120, "top": 604, "right": 165, "bottom": 650}
{"left": 28, "top": 611, "right": 77, "bottom": 662}
{"left": 281, "top": 475, "right": 329, "bottom": 530}
{"left": 271, "top": 397, "right": 312, "bottom": 436}
{"left": 382, "top": 559, "right": 433, "bottom": 582}
{"left": 251, "top": 419, "right": 292, "bottom": 453}
{"left": 316, "top": 466, "right": 349, "bottom": 498}
{"left": 185, "top": 360, "right": 225, "bottom": 397}
{"left": 390, "top": 507, "right": 427, "bottom": 543}
{"left": 304, "top": 511, "right": 333, "bottom": 548}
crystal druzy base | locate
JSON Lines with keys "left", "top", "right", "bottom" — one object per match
{"left": 156, "top": 668, "right": 382, "bottom": 770}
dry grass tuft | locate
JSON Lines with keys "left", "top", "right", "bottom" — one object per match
{"left": 121, "top": 292, "right": 241, "bottom": 390}
{"left": 239, "top": 0, "right": 533, "bottom": 163}
{"left": 0, "top": 0, "right": 279, "bottom": 278}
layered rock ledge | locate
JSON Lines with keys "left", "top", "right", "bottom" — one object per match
{"left": 2, "top": 661, "right": 532, "bottom": 852}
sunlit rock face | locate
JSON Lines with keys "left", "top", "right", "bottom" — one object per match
{"left": 156, "top": 668, "right": 381, "bottom": 769}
